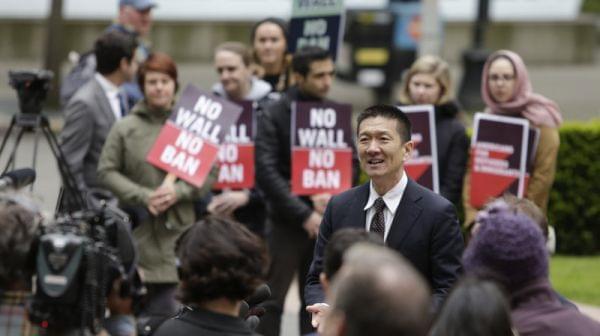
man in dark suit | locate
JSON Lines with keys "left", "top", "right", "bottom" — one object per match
{"left": 305, "top": 104, "right": 464, "bottom": 329}
{"left": 60, "top": 31, "right": 138, "bottom": 209}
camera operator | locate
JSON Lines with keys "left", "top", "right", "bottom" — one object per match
{"left": 0, "top": 193, "right": 43, "bottom": 335}
{"left": 153, "top": 216, "right": 268, "bottom": 336}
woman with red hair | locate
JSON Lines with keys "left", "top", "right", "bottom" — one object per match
{"left": 98, "top": 52, "right": 214, "bottom": 323}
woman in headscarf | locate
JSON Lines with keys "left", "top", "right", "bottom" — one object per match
{"left": 463, "top": 50, "right": 562, "bottom": 226}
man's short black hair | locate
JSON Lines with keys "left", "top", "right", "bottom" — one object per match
{"left": 323, "top": 228, "right": 383, "bottom": 280}
{"left": 94, "top": 30, "right": 138, "bottom": 75}
{"left": 357, "top": 104, "right": 412, "bottom": 143}
{"left": 291, "top": 46, "right": 331, "bottom": 77}
{"left": 176, "top": 216, "right": 268, "bottom": 305}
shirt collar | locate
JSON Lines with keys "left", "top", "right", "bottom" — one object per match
{"left": 94, "top": 72, "right": 120, "bottom": 96}
{"left": 364, "top": 172, "right": 408, "bottom": 215}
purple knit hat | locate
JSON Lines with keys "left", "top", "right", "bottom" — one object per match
{"left": 463, "top": 202, "right": 549, "bottom": 291}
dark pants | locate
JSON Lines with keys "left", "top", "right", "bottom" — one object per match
{"left": 257, "top": 222, "right": 315, "bottom": 336}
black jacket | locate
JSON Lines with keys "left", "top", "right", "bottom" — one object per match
{"left": 153, "top": 307, "right": 258, "bottom": 336}
{"left": 434, "top": 101, "right": 469, "bottom": 205}
{"left": 255, "top": 86, "right": 359, "bottom": 228}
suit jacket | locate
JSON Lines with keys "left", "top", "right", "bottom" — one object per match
{"left": 305, "top": 179, "right": 464, "bottom": 308}
{"left": 60, "top": 77, "right": 119, "bottom": 196}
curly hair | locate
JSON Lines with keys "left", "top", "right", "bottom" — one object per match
{"left": 176, "top": 216, "right": 268, "bottom": 304}
{"left": 0, "top": 195, "right": 41, "bottom": 288}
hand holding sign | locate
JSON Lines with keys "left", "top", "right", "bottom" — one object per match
{"left": 303, "top": 211, "right": 323, "bottom": 238}
{"left": 148, "top": 183, "right": 177, "bottom": 215}
{"left": 310, "top": 192, "right": 332, "bottom": 215}
{"left": 207, "top": 190, "right": 250, "bottom": 217}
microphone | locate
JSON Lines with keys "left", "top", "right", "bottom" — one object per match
{"left": 245, "top": 315, "right": 260, "bottom": 331}
{"left": 0, "top": 168, "right": 36, "bottom": 190}
{"left": 245, "top": 284, "right": 271, "bottom": 307}
{"left": 239, "top": 284, "right": 271, "bottom": 318}
{"left": 239, "top": 300, "right": 250, "bottom": 319}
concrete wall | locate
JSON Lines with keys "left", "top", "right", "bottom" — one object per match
{"left": 0, "top": 17, "right": 596, "bottom": 64}
{"left": 441, "top": 17, "right": 597, "bottom": 64}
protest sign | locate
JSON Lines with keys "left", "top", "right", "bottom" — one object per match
{"left": 146, "top": 85, "right": 243, "bottom": 187}
{"left": 291, "top": 101, "right": 353, "bottom": 195}
{"left": 469, "top": 113, "right": 538, "bottom": 208}
{"left": 400, "top": 105, "right": 439, "bottom": 193}
{"left": 213, "top": 100, "right": 256, "bottom": 189}
{"left": 289, "top": 0, "right": 345, "bottom": 60}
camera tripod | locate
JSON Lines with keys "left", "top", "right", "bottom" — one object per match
{"left": 0, "top": 112, "right": 86, "bottom": 211}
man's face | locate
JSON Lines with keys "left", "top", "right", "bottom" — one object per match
{"left": 357, "top": 116, "right": 413, "bottom": 183}
{"left": 296, "top": 58, "right": 335, "bottom": 99}
{"left": 121, "top": 5, "right": 152, "bottom": 36}
{"left": 214, "top": 50, "right": 251, "bottom": 100}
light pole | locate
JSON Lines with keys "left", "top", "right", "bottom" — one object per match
{"left": 457, "top": 0, "right": 491, "bottom": 111}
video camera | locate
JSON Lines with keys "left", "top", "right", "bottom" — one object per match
{"left": 28, "top": 203, "right": 143, "bottom": 334}
{"left": 8, "top": 70, "right": 53, "bottom": 115}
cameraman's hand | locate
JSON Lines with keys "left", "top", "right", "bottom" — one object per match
{"left": 302, "top": 212, "right": 322, "bottom": 239}
{"left": 148, "top": 184, "right": 177, "bottom": 215}
{"left": 207, "top": 190, "right": 250, "bottom": 217}
{"left": 310, "top": 193, "right": 331, "bottom": 215}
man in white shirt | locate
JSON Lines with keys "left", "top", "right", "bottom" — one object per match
{"left": 60, "top": 30, "right": 138, "bottom": 209}
{"left": 305, "top": 104, "right": 464, "bottom": 330}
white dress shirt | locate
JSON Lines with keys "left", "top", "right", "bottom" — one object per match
{"left": 364, "top": 172, "right": 408, "bottom": 241}
{"left": 94, "top": 73, "right": 123, "bottom": 120}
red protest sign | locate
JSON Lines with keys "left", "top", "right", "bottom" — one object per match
{"left": 214, "top": 100, "right": 255, "bottom": 189}
{"left": 469, "top": 113, "right": 538, "bottom": 208}
{"left": 291, "top": 102, "right": 353, "bottom": 195}
{"left": 146, "top": 85, "right": 243, "bottom": 187}
{"left": 400, "top": 105, "right": 440, "bottom": 194}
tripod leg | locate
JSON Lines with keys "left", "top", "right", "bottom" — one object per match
{"left": 30, "top": 125, "right": 42, "bottom": 192}
{"left": 40, "top": 120, "right": 87, "bottom": 211}
{"left": 3, "top": 126, "right": 27, "bottom": 173}
{"left": 0, "top": 115, "right": 16, "bottom": 156}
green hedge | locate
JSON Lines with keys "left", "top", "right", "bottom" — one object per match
{"left": 583, "top": 0, "right": 600, "bottom": 13}
{"left": 549, "top": 121, "right": 600, "bottom": 255}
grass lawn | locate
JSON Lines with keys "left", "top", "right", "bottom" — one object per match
{"left": 550, "top": 255, "right": 600, "bottom": 306}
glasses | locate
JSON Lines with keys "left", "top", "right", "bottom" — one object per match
{"left": 488, "top": 74, "right": 515, "bottom": 83}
